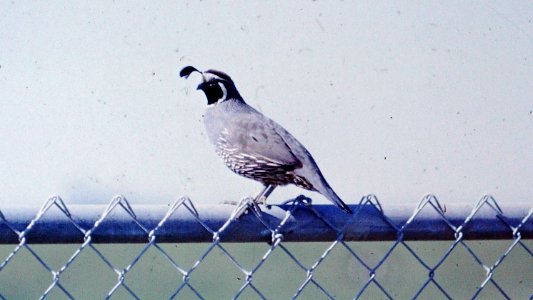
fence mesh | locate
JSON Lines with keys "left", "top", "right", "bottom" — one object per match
{"left": 0, "top": 194, "right": 531, "bottom": 299}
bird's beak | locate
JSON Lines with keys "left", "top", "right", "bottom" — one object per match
{"left": 196, "top": 81, "right": 208, "bottom": 91}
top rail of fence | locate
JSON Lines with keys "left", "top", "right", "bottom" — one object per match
{"left": 0, "top": 194, "right": 531, "bottom": 244}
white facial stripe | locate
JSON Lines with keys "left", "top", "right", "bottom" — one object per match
{"left": 218, "top": 82, "right": 227, "bottom": 100}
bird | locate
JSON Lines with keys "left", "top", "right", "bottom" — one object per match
{"left": 180, "top": 66, "right": 352, "bottom": 214}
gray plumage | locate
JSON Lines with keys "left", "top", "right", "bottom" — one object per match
{"left": 180, "top": 66, "right": 352, "bottom": 214}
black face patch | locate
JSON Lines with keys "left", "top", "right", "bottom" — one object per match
{"left": 199, "top": 82, "right": 224, "bottom": 105}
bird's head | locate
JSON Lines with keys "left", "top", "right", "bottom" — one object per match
{"left": 180, "top": 66, "right": 242, "bottom": 106}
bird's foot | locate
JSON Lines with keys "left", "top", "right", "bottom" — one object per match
{"left": 249, "top": 200, "right": 264, "bottom": 218}
{"left": 229, "top": 197, "right": 263, "bottom": 221}
{"left": 253, "top": 184, "right": 275, "bottom": 208}
{"left": 253, "top": 196, "right": 274, "bottom": 210}
{"left": 281, "top": 195, "right": 312, "bottom": 207}
{"left": 254, "top": 195, "right": 267, "bottom": 205}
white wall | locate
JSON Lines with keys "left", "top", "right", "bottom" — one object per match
{"left": 0, "top": 1, "right": 531, "bottom": 206}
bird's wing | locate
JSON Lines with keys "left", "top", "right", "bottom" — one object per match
{"left": 221, "top": 112, "right": 302, "bottom": 169}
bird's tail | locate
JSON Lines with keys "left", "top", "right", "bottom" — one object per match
{"left": 324, "top": 187, "right": 353, "bottom": 214}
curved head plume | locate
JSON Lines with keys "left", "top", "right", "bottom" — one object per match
{"left": 179, "top": 66, "right": 202, "bottom": 79}
{"left": 180, "top": 65, "right": 242, "bottom": 105}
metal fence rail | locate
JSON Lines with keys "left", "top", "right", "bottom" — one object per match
{"left": 0, "top": 194, "right": 531, "bottom": 299}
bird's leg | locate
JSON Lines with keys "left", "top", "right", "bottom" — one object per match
{"left": 225, "top": 185, "right": 276, "bottom": 220}
{"left": 229, "top": 196, "right": 257, "bottom": 221}
{"left": 254, "top": 184, "right": 276, "bottom": 205}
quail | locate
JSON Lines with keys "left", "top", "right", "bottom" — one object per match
{"left": 180, "top": 66, "right": 352, "bottom": 214}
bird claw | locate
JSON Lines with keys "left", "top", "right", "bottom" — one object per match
{"left": 281, "top": 195, "right": 312, "bottom": 207}
{"left": 229, "top": 197, "right": 263, "bottom": 221}
{"left": 255, "top": 195, "right": 266, "bottom": 205}
{"left": 249, "top": 201, "right": 263, "bottom": 218}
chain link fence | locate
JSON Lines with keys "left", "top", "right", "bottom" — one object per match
{"left": 0, "top": 194, "right": 531, "bottom": 299}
